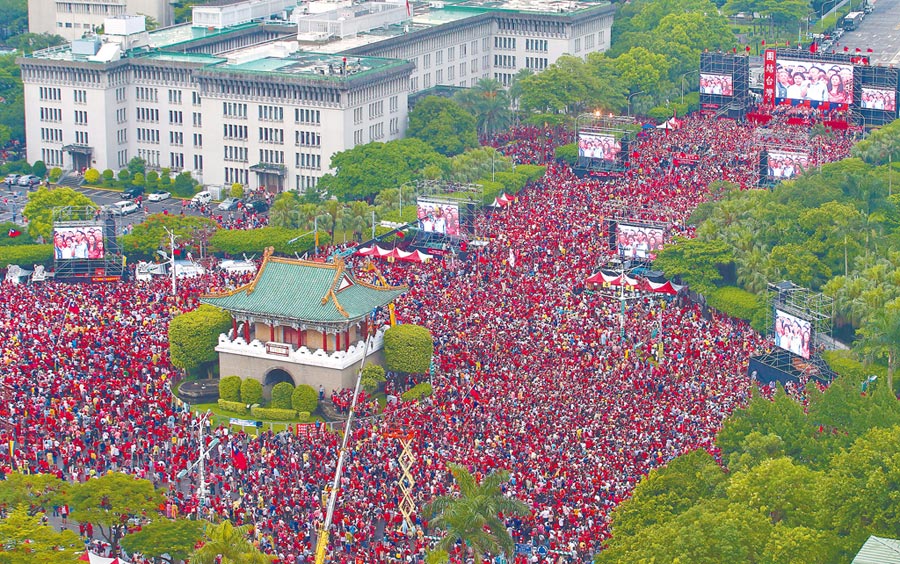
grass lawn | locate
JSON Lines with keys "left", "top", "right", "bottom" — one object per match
{"left": 189, "top": 402, "right": 326, "bottom": 435}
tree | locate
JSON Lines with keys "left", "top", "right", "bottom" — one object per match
{"left": 117, "top": 169, "right": 131, "bottom": 183}
{"left": 30, "top": 160, "right": 47, "bottom": 180}
{"left": 219, "top": 376, "right": 242, "bottom": 402}
{"left": 172, "top": 172, "right": 198, "bottom": 198}
{"left": 22, "top": 187, "right": 97, "bottom": 240}
{"left": 0, "top": 505, "right": 83, "bottom": 564}
{"left": 454, "top": 78, "right": 513, "bottom": 136}
{"left": 189, "top": 520, "right": 274, "bottom": 564}
{"left": 119, "top": 213, "right": 218, "bottom": 258}
{"left": 83, "top": 168, "right": 100, "bottom": 184}
{"left": 65, "top": 473, "right": 164, "bottom": 555}
{"left": 407, "top": 96, "right": 479, "bottom": 156}
{"left": 652, "top": 237, "right": 734, "bottom": 296}
{"left": 854, "top": 299, "right": 900, "bottom": 393}
{"left": 168, "top": 305, "right": 232, "bottom": 374}
{"left": 271, "top": 382, "right": 295, "bottom": 409}
{"left": 127, "top": 157, "right": 147, "bottom": 177}
{"left": 240, "top": 378, "right": 263, "bottom": 405}
{"left": 230, "top": 183, "right": 244, "bottom": 198}
{"left": 120, "top": 518, "right": 204, "bottom": 564}
{"left": 291, "top": 384, "right": 318, "bottom": 413}
{"left": 361, "top": 364, "right": 386, "bottom": 394}
{"left": 317, "top": 138, "right": 447, "bottom": 201}
{"left": 384, "top": 324, "right": 434, "bottom": 374}
{"left": 725, "top": 457, "right": 823, "bottom": 527}
{"left": 48, "top": 167, "right": 63, "bottom": 183}
{"left": 5, "top": 33, "right": 66, "bottom": 54}
{"left": 0, "top": 472, "right": 65, "bottom": 515}
{"left": 423, "top": 463, "right": 530, "bottom": 562}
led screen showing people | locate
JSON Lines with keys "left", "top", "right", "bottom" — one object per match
{"left": 416, "top": 201, "right": 460, "bottom": 236}
{"left": 53, "top": 226, "right": 105, "bottom": 261}
{"left": 767, "top": 150, "right": 810, "bottom": 179}
{"left": 616, "top": 223, "right": 665, "bottom": 260}
{"left": 578, "top": 133, "right": 622, "bottom": 161}
{"left": 699, "top": 73, "right": 734, "bottom": 96}
{"left": 775, "top": 59, "right": 853, "bottom": 105}
{"left": 861, "top": 87, "right": 897, "bottom": 112}
{"left": 774, "top": 309, "right": 812, "bottom": 359}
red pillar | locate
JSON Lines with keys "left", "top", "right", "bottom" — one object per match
{"left": 269, "top": 324, "right": 275, "bottom": 342}
{"left": 344, "top": 330, "right": 350, "bottom": 351}
{"left": 232, "top": 318, "right": 237, "bottom": 337}
{"left": 322, "top": 331, "right": 328, "bottom": 351}
{"left": 299, "top": 329, "right": 305, "bottom": 348}
{"left": 336, "top": 331, "right": 341, "bottom": 351}
{"left": 243, "top": 321, "right": 250, "bottom": 342}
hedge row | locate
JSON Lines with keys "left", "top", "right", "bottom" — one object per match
{"left": 218, "top": 399, "right": 248, "bottom": 413}
{"left": 291, "top": 385, "right": 318, "bottom": 413}
{"left": 401, "top": 382, "right": 433, "bottom": 401}
{"left": 0, "top": 244, "right": 54, "bottom": 269}
{"left": 250, "top": 406, "right": 299, "bottom": 420}
{"left": 271, "top": 382, "right": 295, "bottom": 410}
{"left": 707, "top": 286, "right": 768, "bottom": 333}
{"left": 209, "top": 228, "right": 330, "bottom": 256}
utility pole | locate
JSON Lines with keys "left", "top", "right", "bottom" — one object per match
{"left": 163, "top": 227, "right": 177, "bottom": 296}
{"left": 176, "top": 410, "right": 218, "bottom": 512}
{"left": 372, "top": 210, "right": 376, "bottom": 240}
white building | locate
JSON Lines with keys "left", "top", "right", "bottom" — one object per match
{"left": 28, "top": 0, "right": 175, "bottom": 40}
{"left": 19, "top": 0, "right": 614, "bottom": 193}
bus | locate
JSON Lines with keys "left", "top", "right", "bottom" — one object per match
{"left": 843, "top": 11, "right": 864, "bottom": 30}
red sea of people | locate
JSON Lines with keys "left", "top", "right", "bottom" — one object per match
{"left": 0, "top": 111, "right": 855, "bottom": 563}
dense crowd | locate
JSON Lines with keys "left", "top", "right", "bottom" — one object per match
{"left": 0, "top": 112, "right": 856, "bottom": 562}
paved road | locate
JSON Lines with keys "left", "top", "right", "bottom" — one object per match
{"left": 838, "top": 0, "right": 900, "bottom": 64}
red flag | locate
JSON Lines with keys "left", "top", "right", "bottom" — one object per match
{"left": 232, "top": 444, "right": 248, "bottom": 471}
{"left": 405, "top": 0, "right": 410, "bottom": 16}
{"left": 810, "top": 43, "right": 818, "bottom": 54}
{"left": 844, "top": 46, "right": 850, "bottom": 52}
{"left": 786, "top": 41, "right": 790, "bottom": 46}
{"left": 761, "top": 40, "right": 766, "bottom": 46}
{"left": 396, "top": 230, "right": 405, "bottom": 239}
{"left": 7, "top": 228, "right": 20, "bottom": 237}
{"left": 745, "top": 46, "right": 751, "bottom": 52}
{"left": 867, "top": 48, "right": 874, "bottom": 53}
{"left": 856, "top": 48, "right": 862, "bottom": 53}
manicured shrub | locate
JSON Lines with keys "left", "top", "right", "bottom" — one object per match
{"left": 271, "top": 381, "right": 295, "bottom": 410}
{"left": 250, "top": 406, "right": 297, "bottom": 420}
{"left": 361, "top": 364, "right": 386, "bottom": 393}
{"left": 84, "top": 168, "right": 101, "bottom": 184}
{"left": 297, "top": 411, "right": 311, "bottom": 422}
{"left": 218, "top": 375, "right": 242, "bottom": 402}
{"left": 217, "top": 399, "right": 248, "bottom": 414}
{"left": 384, "top": 324, "right": 433, "bottom": 374}
{"left": 0, "top": 244, "right": 53, "bottom": 268}
{"left": 240, "top": 378, "right": 263, "bottom": 405}
{"left": 401, "top": 382, "right": 433, "bottom": 401}
{"left": 291, "top": 384, "right": 318, "bottom": 413}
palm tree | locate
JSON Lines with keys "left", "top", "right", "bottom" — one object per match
{"left": 456, "top": 78, "right": 513, "bottom": 137}
{"left": 423, "top": 463, "right": 530, "bottom": 563}
{"left": 190, "top": 520, "right": 273, "bottom": 564}
{"left": 854, "top": 303, "right": 900, "bottom": 394}
{"left": 268, "top": 192, "right": 300, "bottom": 228}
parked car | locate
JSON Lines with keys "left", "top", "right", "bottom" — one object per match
{"left": 109, "top": 201, "right": 139, "bottom": 215}
{"left": 17, "top": 174, "right": 41, "bottom": 188}
{"left": 191, "top": 191, "right": 212, "bottom": 206}
{"left": 245, "top": 200, "right": 269, "bottom": 213}
{"left": 4, "top": 174, "right": 20, "bottom": 186}
{"left": 122, "top": 186, "right": 145, "bottom": 199}
{"left": 217, "top": 197, "right": 242, "bottom": 211}
{"left": 148, "top": 190, "right": 171, "bottom": 202}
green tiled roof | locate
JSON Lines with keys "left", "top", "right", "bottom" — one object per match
{"left": 201, "top": 257, "right": 406, "bottom": 322}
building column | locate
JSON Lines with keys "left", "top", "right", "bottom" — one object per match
{"left": 322, "top": 331, "right": 328, "bottom": 352}
{"left": 243, "top": 321, "right": 250, "bottom": 342}
{"left": 269, "top": 323, "right": 275, "bottom": 342}
{"left": 232, "top": 318, "right": 237, "bottom": 337}
{"left": 344, "top": 329, "right": 350, "bottom": 351}
{"left": 336, "top": 331, "right": 341, "bottom": 351}
{"left": 299, "top": 329, "right": 305, "bottom": 348}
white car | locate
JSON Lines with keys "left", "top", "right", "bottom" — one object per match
{"left": 4, "top": 174, "right": 20, "bottom": 185}
{"left": 191, "top": 190, "right": 212, "bottom": 206}
{"left": 148, "top": 190, "right": 171, "bottom": 202}
{"left": 109, "top": 201, "right": 139, "bottom": 215}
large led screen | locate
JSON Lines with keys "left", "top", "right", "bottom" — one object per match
{"left": 767, "top": 150, "right": 810, "bottom": 179}
{"left": 774, "top": 309, "right": 812, "bottom": 359}
{"left": 417, "top": 200, "right": 460, "bottom": 236}
{"left": 53, "top": 225, "right": 104, "bottom": 260}
{"left": 699, "top": 73, "right": 734, "bottom": 96}
{"left": 775, "top": 59, "right": 853, "bottom": 105}
{"left": 578, "top": 133, "right": 622, "bottom": 161}
{"left": 616, "top": 223, "right": 665, "bottom": 260}
{"left": 861, "top": 87, "right": 897, "bottom": 112}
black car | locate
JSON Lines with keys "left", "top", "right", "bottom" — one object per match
{"left": 122, "top": 186, "right": 145, "bottom": 199}
{"left": 246, "top": 200, "right": 269, "bottom": 213}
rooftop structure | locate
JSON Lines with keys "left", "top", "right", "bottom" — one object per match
{"left": 200, "top": 251, "right": 407, "bottom": 390}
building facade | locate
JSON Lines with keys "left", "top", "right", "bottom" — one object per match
{"left": 28, "top": 0, "right": 175, "bottom": 41}
{"left": 19, "top": 0, "right": 615, "bottom": 193}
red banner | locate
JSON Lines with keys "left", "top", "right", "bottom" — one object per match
{"left": 763, "top": 49, "right": 777, "bottom": 106}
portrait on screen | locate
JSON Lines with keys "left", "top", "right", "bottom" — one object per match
{"left": 861, "top": 87, "right": 897, "bottom": 112}
{"left": 615, "top": 224, "right": 665, "bottom": 260}
{"left": 699, "top": 73, "right": 734, "bottom": 96}
{"left": 53, "top": 226, "right": 105, "bottom": 261}
{"left": 578, "top": 133, "right": 622, "bottom": 161}
{"left": 767, "top": 150, "right": 810, "bottom": 179}
{"left": 775, "top": 58, "right": 853, "bottom": 105}
{"left": 417, "top": 201, "right": 460, "bottom": 236}
{"left": 774, "top": 309, "right": 812, "bottom": 359}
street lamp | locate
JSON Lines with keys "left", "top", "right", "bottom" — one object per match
{"left": 627, "top": 91, "right": 646, "bottom": 117}
{"left": 681, "top": 70, "right": 699, "bottom": 105}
